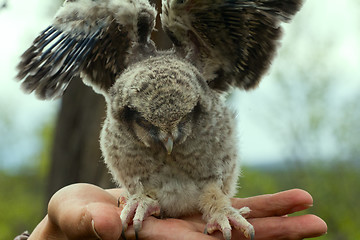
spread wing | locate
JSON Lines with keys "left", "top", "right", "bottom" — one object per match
{"left": 17, "top": 0, "right": 156, "bottom": 99}
{"left": 161, "top": 0, "right": 303, "bottom": 91}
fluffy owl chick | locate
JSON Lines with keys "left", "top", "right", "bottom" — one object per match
{"left": 16, "top": 0, "right": 304, "bottom": 239}
{"left": 100, "top": 54, "right": 253, "bottom": 239}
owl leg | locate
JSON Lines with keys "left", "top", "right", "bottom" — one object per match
{"left": 120, "top": 193, "right": 161, "bottom": 238}
{"left": 199, "top": 182, "right": 255, "bottom": 240}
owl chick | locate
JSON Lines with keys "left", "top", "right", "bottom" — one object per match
{"left": 16, "top": 0, "right": 303, "bottom": 239}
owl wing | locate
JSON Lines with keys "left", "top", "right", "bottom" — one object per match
{"left": 17, "top": 0, "right": 156, "bottom": 99}
{"left": 161, "top": 0, "right": 303, "bottom": 91}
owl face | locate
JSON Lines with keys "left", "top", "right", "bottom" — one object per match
{"left": 109, "top": 55, "right": 204, "bottom": 154}
{"left": 121, "top": 101, "right": 201, "bottom": 154}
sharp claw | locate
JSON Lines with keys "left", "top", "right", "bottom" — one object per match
{"left": 121, "top": 229, "right": 127, "bottom": 240}
{"left": 134, "top": 220, "right": 142, "bottom": 240}
{"left": 250, "top": 231, "right": 255, "bottom": 240}
{"left": 244, "top": 225, "right": 255, "bottom": 240}
{"left": 223, "top": 227, "right": 232, "bottom": 240}
{"left": 135, "top": 229, "right": 139, "bottom": 240}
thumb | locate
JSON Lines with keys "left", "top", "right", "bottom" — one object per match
{"left": 48, "top": 184, "right": 123, "bottom": 240}
{"left": 88, "top": 202, "right": 123, "bottom": 240}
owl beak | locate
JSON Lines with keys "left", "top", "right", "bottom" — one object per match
{"left": 164, "top": 136, "right": 174, "bottom": 155}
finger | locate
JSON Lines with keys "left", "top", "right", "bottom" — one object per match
{"left": 204, "top": 214, "right": 327, "bottom": 240}
{"left": 87, "top": 202, "right": 123, "bottom": 240}
{"left": 123, "top": 217, "right": 218, "bottom": 240}
{"left": 232, "top": 189, "right": 314, "bottom": 218}
{"left": 246, "top": 214, "right": 328, "bottom": 240}
{"left": 48, "top": 183, "right": 122, "bottom": 240}
{"left": 106, "top": 188, "right": 127, "bottom": 200}
{"left": 28, "top": 216, "right": 57, "bottom": 240}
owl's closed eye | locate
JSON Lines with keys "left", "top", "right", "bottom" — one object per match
{"left": 121, "top": 101, "right": 202, "bottom": 154}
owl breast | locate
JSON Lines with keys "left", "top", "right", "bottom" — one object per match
{"left": 101, "top": 54, "right": 239, "bottom": 217}
{"left": 101, "top": 101, "right": 239, "bottom": 217}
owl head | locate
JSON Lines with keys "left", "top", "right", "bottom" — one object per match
{"left": 107, "top": 55, "right": 206, "bottom": 154}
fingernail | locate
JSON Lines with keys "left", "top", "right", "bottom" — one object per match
{"left": 92, "top": 219, "right": 102, "bottom": 240}
{"left": 291, "top": 204, "right": 313, "bottom": 213}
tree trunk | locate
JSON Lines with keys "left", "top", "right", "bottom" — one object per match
{"left": 46, "top": 79, "right": 114, "bottom": 201}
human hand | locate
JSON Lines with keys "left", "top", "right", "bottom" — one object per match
{"left": 28, "top": 183, "right": 327, "bottom": 240}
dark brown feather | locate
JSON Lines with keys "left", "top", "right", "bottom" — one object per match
{"left": 162, "top": 0, "right": 303, "bottom": 92}
{"left": 16, "top": 24, "right": 104, "bottom": 99}
{"left": 16, "top": 0, "right": 156, "bottom": 99}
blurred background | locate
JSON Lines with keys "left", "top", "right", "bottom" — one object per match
{"left": 0, "top": 0, "right": 359, "bottom": 239}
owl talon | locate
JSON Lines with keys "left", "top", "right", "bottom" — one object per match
{"left": 222, "top": 227, "right": 232, "bottom": 240}
{"left": 250, "top": 231, "right": 255, "bottom": 240}
{"left": 204, "top": 206, "right": 254, "bottom": 240}
{"left": 120, "top": 194, "right": 161, "bottom": 238}
{"left": 121, "top": 229, "right": 127, "bottom": 240}
{"left": 135, "top": 228, "right": 139, "bottom": 240}
{"left": 134, "top": 220, "right": 141, "bottom": 240}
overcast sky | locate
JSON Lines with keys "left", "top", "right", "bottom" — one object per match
{"left": 0, "top": 0, "right": 359, "bottom": 170}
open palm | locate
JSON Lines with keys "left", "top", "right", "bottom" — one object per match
{"left": 28, "top": 184, "right": 327, "bottom": 240}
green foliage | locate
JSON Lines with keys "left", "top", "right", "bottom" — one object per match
{"left": 0, "top": 122, "right": 53, "bottom": 239}
{"left": 236, "top": 167, "right": 279, "bottom": 197}
{"left": 238, "top": 161, "right": 360, "bottom": 240}
{"left": 0, "top": 170, "right": 45, "bottom": 239}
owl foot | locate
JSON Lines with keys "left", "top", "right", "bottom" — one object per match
{"left": 120, "top": 194, "right": 161, "bottom": 239}
{"left": 204, "top": 207, "right": 254, "bottom": 240}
